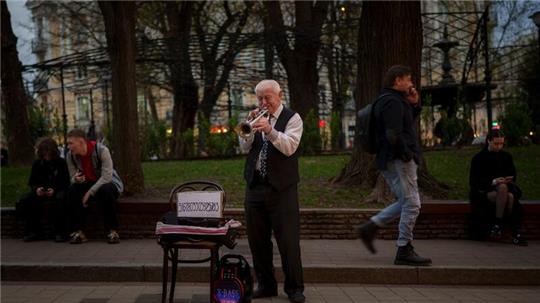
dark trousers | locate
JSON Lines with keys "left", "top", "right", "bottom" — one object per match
{"left": 18, "top": 192, "right": 67, "bottom": 237}
{"left": 244, "top": 176, "right": 304, "bottom": 295}
{"left": 470, "top": 198, "right": 524, "bottom": 239}
{"left": 67, "top": 182, "right": 119, "bottom": 232}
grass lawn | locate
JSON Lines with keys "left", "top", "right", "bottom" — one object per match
{"left": 2, "top": 145, "right": 539, "bottom": 208}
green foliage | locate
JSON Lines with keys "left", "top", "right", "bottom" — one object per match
{"left": 300, "top": 109, "right": 322, "bottom": 154}
{"left": 28, "top": 104, "right": 52, "bottom": 143}
{"left": 3, "top": 146, "right": 540, "bottom": 207}
{"left": 140, "top": 119, "right": 168, "bottom": 160}
{"left": 140, "top": 154, "right": 369, "bottom": 208}
{"left": 180, "top": 128, "right": 195, "bottom": 158}
{"left": 101, "top": 123, "right": 113, "bottom": 147}
{"left": 433, "top": 112, "right": 473, "bottom": 146}
{"left": 424, "top": 145, "right": 540, "bottom": 201}
{"left": 499, "top": 103, "right": 533, "bottom": 146}
{"left": 197, "top": 112, "right": 211, "bottom": 155}
{"left": 194, "top": 114, "right": 240, "bottom": 157}
{"left": 420, "top": 95, "right": 436, "bottom": 146}
{"left": 330, "top": 111, "right": 341, "bottom": 150}
{"left": 49, "top": 109, "right": 65, "bottom": 143}
{"left": 206, "top": 116, "right": 239, "bottom": 157}
{"left": 1, "top": 166, "right": 32, "bottom": 207}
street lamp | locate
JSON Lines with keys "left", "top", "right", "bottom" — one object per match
{"left": 529, "top": 11, "right": 540, "bottom": 142}
{"left": 530, "top": 11, "right": 540, "bottom": 55}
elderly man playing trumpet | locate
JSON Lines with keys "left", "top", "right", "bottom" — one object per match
{"left": 238, "top": 79, "right": 305, "bottom": 303}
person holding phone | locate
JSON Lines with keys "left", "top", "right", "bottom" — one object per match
{"left": 356, "top": 65, "right": 432, "bottom": 266}
{"left": 18, "top": 137, "right": 70, "bottom": 242}
{"left": 469, "top": 128, "right": 527, "bottom": 245}
{"left": 66, "top": 129, "right": 123, "bottom": 244}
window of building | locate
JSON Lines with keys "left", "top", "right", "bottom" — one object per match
{"left": 76, "top": 66, "right": 87, "bottom": 80}
{"left": 231, "top": 88, "right": 244, "bottom": 107}
{"left": 76, "top": 96, "right": 90, "bottom": 120}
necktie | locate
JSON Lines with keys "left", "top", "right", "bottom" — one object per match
{"left": 259, "top": 115, "right": 271, "bottom": 178}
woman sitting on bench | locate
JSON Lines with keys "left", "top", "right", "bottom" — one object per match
{"left": 469, "top": 128, "right": 527, "bottom": 246}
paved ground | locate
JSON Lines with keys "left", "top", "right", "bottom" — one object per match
{"left": 2, "top": 238, "right": 539, "bottom": 285}
{"left": 2, "top": 238, "right": 540, "bottom": 301}
{"left": 2, "top": 282, "right": 540, "bottom": 303}
{"left": 3, "top": 238, "right": 539, "bottom": 268}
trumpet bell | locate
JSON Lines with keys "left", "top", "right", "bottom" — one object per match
{"left": 235, "top": 109, "right": 269, "bottom": 139}
{"left": 235, "top": 122, "right": 253, "bottom": 139}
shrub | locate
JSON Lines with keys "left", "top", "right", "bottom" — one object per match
{"left": 206, "top": 116, "right": 239, "bottom": 157}
{"left": 500, "top": 103, "right": 533, "bottom": 146}
{"left": 433, "top": 114, "right": 473, "bottom": 146}
{"left": 140, "top": 119, "right": 168, "bottom": 160}
{"left": 28, "top": 103, "right": 52, "bottom": 143}
{"left": 330, "top": 111, "right": 342, "bottom": 150}
{"left": 300, "top": 109, "right": 322, "bottom": 154}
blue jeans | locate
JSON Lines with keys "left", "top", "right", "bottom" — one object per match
{"left": 371, "top": 159, "right": 421, "bottom": 247}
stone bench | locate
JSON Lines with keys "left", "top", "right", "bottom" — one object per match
{"left": 2, "top": 199, "right": 539, "bottom": 240}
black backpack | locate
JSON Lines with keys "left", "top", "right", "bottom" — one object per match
{"left": 356, "top": 93, "right": 391, "bottom": 154}
{"left": 213, "top": 254, "right": 253, "bottom": 303}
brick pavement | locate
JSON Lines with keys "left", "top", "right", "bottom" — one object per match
{"left": 2, "top": 282, "right": 540, "bottom": 303}
{"left": 2, "top": 238, "right": 539, "bottom": 285}
{"left": 2, "top": 238, "right": 539, "bottom": 268}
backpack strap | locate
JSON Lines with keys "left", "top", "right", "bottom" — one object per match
{"left": 94, "top": 143, "right": 102, "bottom": 169}
{"left": 371, "top": 93, "right": 394, "bottom": 120}
{"left": 372, "top": 93, "right": 393, "bottom": 108}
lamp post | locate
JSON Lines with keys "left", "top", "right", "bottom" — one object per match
{"left": 530, "top": 11, "right": 540, "bottom": 59}
{"left": 529, "top": 11, "right": 540, "bottom": 140}
{"left": 59, "top": 66, "right": 68, "bottom": 157}
{"left": 101, "top": 71, "right": 111, "bottom": 136}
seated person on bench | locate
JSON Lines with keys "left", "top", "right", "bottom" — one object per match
{"left": 65, "top": 129, "right": 123, "bottom": 244}
{"left": 469, "top": 128, "right": 527, "bottom": 246}
{"left": 18, "top": 137, "right": 70, "bottom": 242}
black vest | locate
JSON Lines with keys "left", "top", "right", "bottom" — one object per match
{"left": 244, "top": 107, "right": 300, "bottom": 192}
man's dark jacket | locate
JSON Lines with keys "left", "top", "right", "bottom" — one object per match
{"left": 373, "top": 88, "right": 422, "bottom": 170}
{"left": 244, "top": 107, "right": 299, "bottom": 192}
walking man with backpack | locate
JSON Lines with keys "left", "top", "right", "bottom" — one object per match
{"left": 66, "top": 129, "right": 123, "bottom": 244}
{"left": 357, "top": 65, "right": 431, "bottom": 266}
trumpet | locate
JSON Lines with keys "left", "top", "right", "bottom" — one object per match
{"left": 235, "top": 108, "right": 269, "bottom": 139}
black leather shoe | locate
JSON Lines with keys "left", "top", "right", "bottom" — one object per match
{"left": 356, "top": 220, "right": 379, "bottom": 254}
{"left": 288, "top": 292, "right": 305, "bottom": 303}
{"left": 394, "top": 242, "right": 432, "bottom": 266}
{"left": 512, "top": 233, "right": 528, "bottom": 246}
{"left": 252, "top": 287, "right": 277, "bottom": 298}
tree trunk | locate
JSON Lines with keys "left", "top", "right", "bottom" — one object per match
{"left": 264, "top": 26, "right": 274, "bottom": 79}
{"left": 194, "top": 2, "right": 255, "bottom": 154}
{"left": 1, "top": 1, "right": 34, "bottom": 166}
{"left": 166, "top": 2, "right": 198, "bottom": 159}
{"left": 99, "top": 1, "right": 144, "bottom": 194}
{"left": 333, "top": 1, "right": 448, "bottom": 199}
{"left": 264, "top": 1, "right": 329, "bottom": 119}
{"left": 145, "top": 86, "right": 159, "bottom": 122}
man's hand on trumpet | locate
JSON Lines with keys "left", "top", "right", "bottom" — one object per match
{"left": 247, "top": 108, "right": 260, "bottom": 121}
{"left": 252, "top": 116, "right": 272, "bottom": 134}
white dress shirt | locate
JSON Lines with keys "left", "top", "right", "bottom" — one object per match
{"left": 239, "top": 104, "right": 303, "bottom": 170}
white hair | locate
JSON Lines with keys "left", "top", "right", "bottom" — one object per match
{"left": 255, "top": 79, "right": 281, "bottom": 94}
